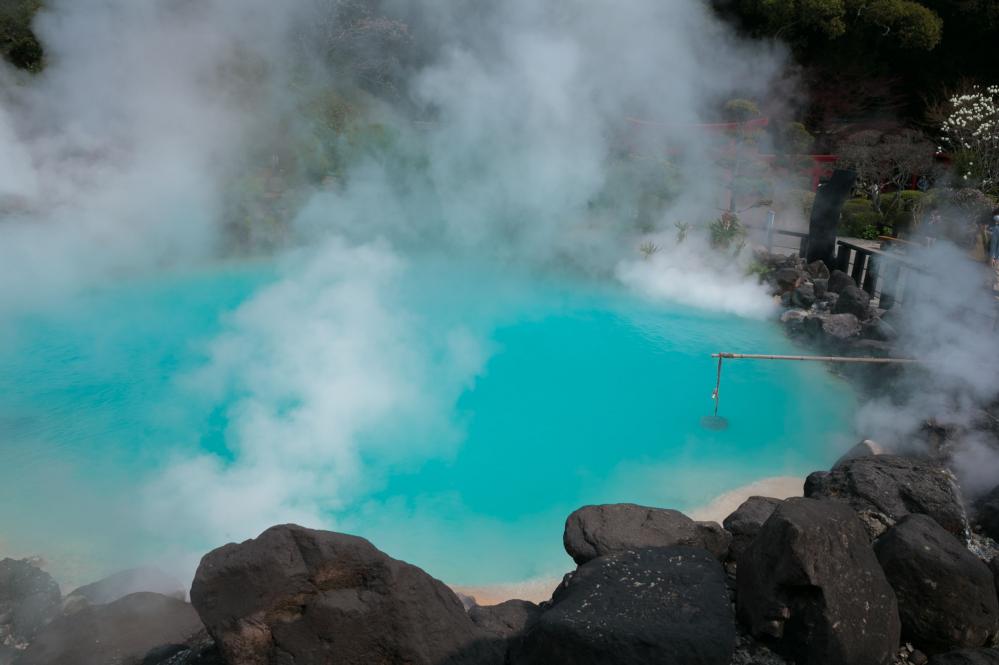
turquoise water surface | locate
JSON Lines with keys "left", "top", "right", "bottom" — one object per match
{"left": 0, "top": 257, "right": 855, "bottom": 586}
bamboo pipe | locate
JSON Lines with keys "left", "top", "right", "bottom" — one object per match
{"left": 711, "top": 352, "right": 920, "bottom": 364}
{"left": 706, "top": 352, "right": 919, "bottom": 422}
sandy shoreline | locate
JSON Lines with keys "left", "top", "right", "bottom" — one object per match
{"left": 450, "top": 474, "right": 806, "bottom": 606}
{"left": 5, "top": 476, "right": 807, "bottom": 606}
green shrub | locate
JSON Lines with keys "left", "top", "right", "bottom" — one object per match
{"left": 839, "top": 198, "right": 890, "bottom": 240}
{"left": 839, "top": 191, "right": 926, "bottom": 240}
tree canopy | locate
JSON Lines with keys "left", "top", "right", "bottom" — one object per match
{"left": 728, "top": 0, "right": 943, "bottom": 50}
{"left": 0, "top": 0, "right": 43, "bottom": 72}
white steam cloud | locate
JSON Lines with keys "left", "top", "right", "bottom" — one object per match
{"left": 1, "top": 0, "right": 802, "bottom": 580}
{"left": 856, "top": 241, "right": 999, "bottom": 496}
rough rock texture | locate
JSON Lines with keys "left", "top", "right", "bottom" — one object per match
{"left": 992, "top": 557, "right": 999, "bottom": 603}
{"left": 774, "top": 268, "right": 803, "bottom": 292}
{"left": 722, "top": 496, "right": 782, "bottom": 561}
{"left": 516, "top": 547, "right": 735, "bottom": 665}
{"left": 16, "top": 592, "right": 203, "bottom": 665}
{"left": 818, "top": 312, "right": 861, "bottom": 343}
{"left": 563, "top": 504, "right": 731, "bottom": 564}
{"left": 828, "top": 269, "right": 857, "bottom": 294}
{"left": 977, "top": 485, "right": 999, "bottom": 541}
{"left": 805, "top": 260, "right": 830, "bottom": 280}
{"left": 927, "top": 649, "right": 999, "bottom": 665}
{"left": 140, "top": 630, "right": 223, "bottom": 665}
{"left": 875, "top": 514, "right": 999, "bottom": 653}
{"left": 862, "top": 317, "right": 898, "bottom": 342}
{"left": 834, "top": 285, "right": 872, "bottom": 319}
{"left": 730, "top": 631, "right": 789, "bottom": 665}
{"left": 804, "top": 455, "right": 967, "bottom": 539}
{"left": 469, "top": 600, "right": 540, "bottom": 639}
{"left": 813, "top": 278, "right": 828, "bottom": 299}
{"left": 66, "top": 567, "right": 186, "bottom": 607}
{"left": 0, "top": 559, "right": 60, "bottom": 653}
{"left": 780, "top": 309, "right": 809, "bottom": 337}
{"left": 791, "top": 284, "right": 815, "bottom": 309}
{"left": 833, "top": 439, "right": 884, "bottom": 468}
{"left": 191, "top": 524, "right": 501, "bottom": 665}
{"left": 736, "top": 498, "right": 900, "bottom": 665}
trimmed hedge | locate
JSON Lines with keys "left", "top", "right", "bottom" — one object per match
{"left": 839, "top": 191, "right": 925, "bottom": 240}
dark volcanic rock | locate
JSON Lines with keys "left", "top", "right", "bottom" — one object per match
{"left": 976, "top": 485, "right": 999, "bottom": 541}
{"left": 813, "top": 278, "right": 828, "bottom": 299}
{"left": 805, "top": 260, "right": 830, "bottom": 280}
{"left": 875, "top": 514, "right": 998, "bottom": 653}
{"left": 563, "top": 504, "right": 731, "bottom": 564}
{"left": 516, "top": 547, "right": 735, "bottom": 665}
{"left": 723, "top": 496, "right": 782, "bottom": 561}
{"left": 16, "top": 592, "right": 203, "bottom": 665}
{"left": 140, "top": 629, "right": 223, "bottom": 665}
{"left": 791, "top": 283, "right": 815, "bottom": 308}
{"left": 820, "top": 312, "right": 861, "bottom": 342}
{"left": 469, "top": 600, "right": 540, "bottom": 638}
{"left": 828, "top": 269, "right": 856, "bottom": 294}
{"left": 928, "top": 649, "right": 999, "bottom": 665}
{"left": 0, "top": 559, "right": 60, "bottom": 651}
{"left": 67, "top": 567, "right": 185, "bottom": 607}
{"left": 736, "top": 498, "right": 900, "bottom": 665}
{"left": 191, "top": 524, "right": 501, "bottom": 665}
{"left": 773, "top": 268, "right": 803, "bottom": 293}
{"left": 833, "top": 439, "right": 883, "bottom": 468}
{"left": 804, "top": 455, "right": 967, "bottom": 539}
{"left": 833, "top": 284, "right": 872, "bottom": 319}
{"left": 861, "top": 316, "right": 898, "bottom": 342}
{"left": 992, "top": 557, "right": 999, "bottom": 603}
{"left": 780, "top": 309, "right": 809, "bottom": 337}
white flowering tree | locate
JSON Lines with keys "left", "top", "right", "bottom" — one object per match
{"left": 941, "top": 85, "right": 999, "bottom": 194}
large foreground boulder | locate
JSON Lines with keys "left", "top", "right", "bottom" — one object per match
{"left": 722, "top": 496, "right": 782, "bottom": 561}
{"left": 66, "top": 567, "right": 185, "bottom": 607}
{"left": 16, "top": 592, "right": 203, "bottom": 665}
{"left": 736, "top": 498, "right": 900, "bottom": 665}
{"left": 563, "top": 504, "right": 730, "bottom": 564}
{"left": 874, "top": 514, "right": 998, "bottom": 653}
{"left": 516, "top": 547, "right": 735, "bottom": 665}
{"left": 190, "top": 524, "right": 501, "bottom": 665}
{"left": 928, "top": 649, "right": 999, "bottom": 665}
{"left": 0, "top": 559, "right": 60, "bottom": 653}
{"left": 804, "top": 455, "right": 967, "bottom": 538}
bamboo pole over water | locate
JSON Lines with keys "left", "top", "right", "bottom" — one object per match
{"left": 704, "top": 352, "right": 920, "bottom": 428}
{"left": 711, "top": 352, "right": 920, "bottom": 364}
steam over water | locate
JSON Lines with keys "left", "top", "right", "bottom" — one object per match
{"left": 0, "top": 0, "right": 871, "bottom": 587}
{"left": 0, "top": 258, "right": 854, "bottom": 586}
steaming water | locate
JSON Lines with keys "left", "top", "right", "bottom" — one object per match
{"left": 0, "top": 258, "right": 854, "bottom": 587}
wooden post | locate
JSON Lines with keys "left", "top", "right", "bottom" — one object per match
{"left": 836, "top": 242, "right": 851, "bottom": 272}
{"left": 806, "top": 169, "right": 856, "bottom": 266}
{"left": 851, "top": 251, "right": 868, "bottom": 285}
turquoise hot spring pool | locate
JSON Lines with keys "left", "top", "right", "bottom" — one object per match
{"left": 0, "top": 256, "right": 855, "bottom": 588}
